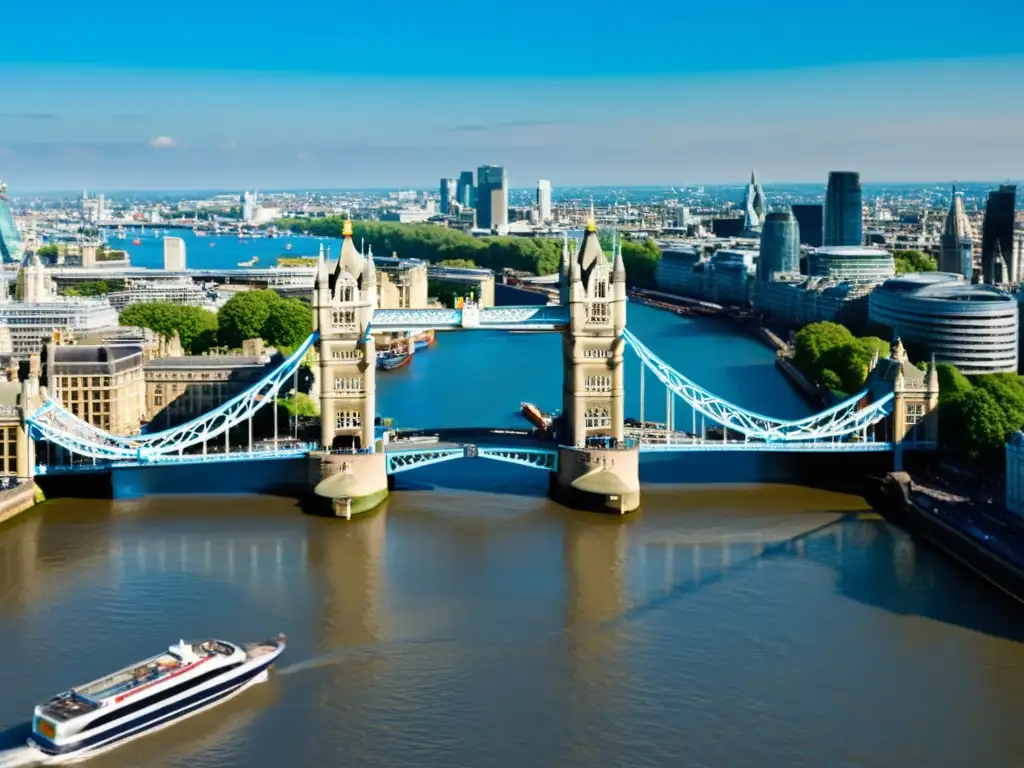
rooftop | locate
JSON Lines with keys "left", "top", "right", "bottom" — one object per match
{"left": 144, "top": 355, "right": 266, "bottom": 371}
{"left": 876, "top": 273, "right": 1015, "bottom": 303}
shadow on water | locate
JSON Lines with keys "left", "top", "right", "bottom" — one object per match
{"left": 616, "top": 510, "right": 1024, "bottom": 644}
{"left": 390, "top": 460, "right": 550, "bottom": 498}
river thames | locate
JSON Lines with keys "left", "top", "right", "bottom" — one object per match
{"left": 2, "top": 299, "right": 1024, "bottom": 767}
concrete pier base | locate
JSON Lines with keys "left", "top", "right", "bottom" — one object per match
{"left": 549, "top": 445, "right": 641, "bottom": 514}
{"left": 312, "top": 452, "right": 389, "bottom": 518}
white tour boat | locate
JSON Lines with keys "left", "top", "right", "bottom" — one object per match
{"left": 27, "top": 634, "right": 286, "bottom": 761}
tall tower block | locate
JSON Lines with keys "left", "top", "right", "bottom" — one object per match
{"left": 550, "top": 220, "right": 640, "bottom": 513}
{"left": 312, "top": 220, "right": 389, "bottom": 515}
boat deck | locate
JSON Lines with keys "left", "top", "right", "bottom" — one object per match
{"left": 39, "top": 693, "right": 100, "bottom": 723}
{"left": 73, "top": 640, "right": 234, "bottom": 704}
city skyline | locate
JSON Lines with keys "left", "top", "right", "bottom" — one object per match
{"left": 1, "top": 0, "right": 1023, "bottom": 190}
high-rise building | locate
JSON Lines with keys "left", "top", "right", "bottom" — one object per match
{"left": 242, "top": 191, "right": 256, "bottom": 223}
{"left": 476, "top": 165, "right": 508, "bottom": 231}
{"left": 537, "top": 180, "right": 552, "bottom": 222}
{"left": 981, "top": 184, "right": 1017, "bottom": 285}
{"left": 742, "top": 170, "right": 767, "bottom": 234}
{"left": 163, "top": 237, "right": 186, "bottom": 271}
{"left": 758, "top": 211, "right": 800, "bottom": 281}
{"left": 0, "top": 182, "right": 24, "bottom": 263}
{"left": 456, "top": 171, "right": 475, "bottom": 209}
{"left": 439, "top": 178, "right": 457, "bottom": 215}
{"left": 823, "top": 171, "right": 863, "bottom": 247}
{"left": 940, "top": 186, "right": 975, "bottom": 278}
{"left": 791, "top": 204, "right": 824, "bottom": 247}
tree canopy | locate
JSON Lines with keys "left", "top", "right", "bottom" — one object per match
{"left": 217, "top": 290, "right": 312, "bottom": 350}
{"left": 793, "top": 321, "right": 890, "bottom": 394}
{"left": 278, "top": 218, "right": 662, "bottom": 288}
{"left": 893, "top": 249, "right": 937, "bottom": 275}
{"left": 119, "top": 303, "right": 219, "bottom": 353}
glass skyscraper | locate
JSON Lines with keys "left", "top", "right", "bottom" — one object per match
{"left": 439, "top": 178, "right": 457, "bottom": 214}
{"left": 823, "top": 171, "right": 863, "bottom": 247}
{"left": 0, "top": 183, "right": 24, "bottom": 264}
{"left": 981, "top": 184, "right": 1017, "bottom": 284}
{"left": 758, "top": 211, "right": 800, "bottom": 281}
{"left": 791, "top": 204, "right": 823, "bottom": 247}
{"left": 456, "top": 171, "right": 475, "bottom": 209}
{"left": 476, "top": 165, "right": 508, "bottom": 231}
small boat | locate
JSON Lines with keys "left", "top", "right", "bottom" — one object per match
{"left": 414, "top": 330, "right": 435, "bottom": 351}
{"left": 131, "top": 238, "right": 141, "bottom": 246}
{"left": 377, "top": 351, "right": 412, "bottom": 371}
{"left": 27, "top": 634, "right": 286, "bottom": 761}
{"left": 238, "top": 256, "right": 259, "bottom": 267}
{"left": 520, "top": 402, "right": 552, "bottom": 430}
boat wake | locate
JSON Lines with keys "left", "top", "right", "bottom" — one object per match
{"left": 0, "top": 745, "right": 47, "bottom": 767}
{"left": 276, "top": 636, "right": 456, "bottom": 678}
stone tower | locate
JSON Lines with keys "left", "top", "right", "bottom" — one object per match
{"left": 551, "top": 219, "right": 639, "bottom": 513}
{"left": 561, "top": 221, "right": 627, "bottom": 446}
{"left": 314, "top": 220, "right": 377, "bottom": 451}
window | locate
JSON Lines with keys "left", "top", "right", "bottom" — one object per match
{"left": 341, "top": 286, "right": 355, "bottom": 303}
{"left": 334, "top": 378, "right": 362, "bottom": 392}
{"left": 336, "top": 411, "right": 362, "bottom": 429}
{"left": 585, "top": 375, "right": 612, "bottom": 393}
{"left": 332, "top": 309, "right": 356, "bottom": 329}
{"left": 584, "top": 407, "right": 611, "bottom": 429}
{"left": 583, "top": 349, "right": 611, "bottom": 359}
{"left": 905, "top": 402, "right": 926, "bottom": 442}
{"left": 587, "top": 302, "right": 609, "bottom": 323}
{"left": 332, "top": 349, "right": 362, "bottom": 360}
{"left": 595, "top": 281, "right": 607, "bottom": 299}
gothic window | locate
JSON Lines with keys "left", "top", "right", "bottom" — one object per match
{"left": 334, "top": 377, "right": 362, "bottom": 392}
{"left": 336, "top": 411, "right": 362, "bottom": 429}
{"left": 331, "top": 309, "right": 356, "bottom": 330}
{"left": 584, "top": 407, "right": 611, "bottom": 429}
{"left": 587, "top": 302, "right": 609, "bottom": 323}
{"left": 595, "top": 280, "right": 607, "bottom": 299}
{"left": 585, "top": 375, "right": 612, "bottom": 393}
{"left": 331, "top": 349, "right": 362, "bottom": 360}
{"left": 905, "top": 402, "right": 925, "bottom": 442}
{"left": 583, "top": 348, "right": 611, "bottom": 359}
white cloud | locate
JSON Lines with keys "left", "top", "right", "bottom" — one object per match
{"left": 149, "top": 135, "right": 177, "bottom": 148}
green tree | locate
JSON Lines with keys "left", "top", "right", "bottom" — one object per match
{"left": 437, "top": 258, "right": 478, "bottom": 268}
{"left": 216, "top": 290, "right": 279, "bottom": 348}
{"left": 264, "top": 297, "right": 313, "bottom": 349}
{"left": 279, "top": 393, "right": 319, "bottom": 418}
{"left": 793, "top": 322, "right": 855, "bottom": 374}
{"left": 893, "top": 249, "right": 937, "bottom": 274}
{"left": 955, "top": 388, "right": 1012, "bottom": 460}
{"left": 119, "top": 303, "right": 218, "bottom": 353}
{"left": 36, "top": 244, "right": 59, "bottom": 260}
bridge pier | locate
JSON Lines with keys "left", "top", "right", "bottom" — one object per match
{"left": 549, "top": 445, "right": 640, "bottom": 514}
{"left": 311, "top": 452, "right": 389, "bottom": 517}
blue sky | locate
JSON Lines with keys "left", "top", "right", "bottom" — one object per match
{"left": 2, "top": 0, "right": 1023, "bottom": 191}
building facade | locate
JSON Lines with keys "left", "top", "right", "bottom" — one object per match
{"left": 741, "top": 170, "right": 767, "bottom": 234}
{"left": 791, "top": 203, "right": 824, "bottom": 248}
{"left": 163, "top": 237, "right": 187, "bottom": 271}
{"left": 439, "top": 178, "right": 457, "bottom": 215}
{"left": 823, "top": 171, "right": 863, "bottom": 247}
{"left": 476, "top": 165, "right": 508, "bottom": 232}
{"left": 808, "top": 246, "right": 894, "bottom": 282}
{"left": 865, "top": 338, "right": 939, "bottom": 461}
{"left": 42, "top": 343, "right": 146, "bottom": 433}
{"left": 456, "top": 171, "right": 475, "bottom": 209}
{"left": 0, "top": 182, "right": 24, "bottom": 264}
{"left": 757, "top": 211, "right": 800, "bottom": 280}
{"left": 981, "top": 184, "right": 1017, "bottom": 285}
{"left": 107, "top": 278, "right": 214, "bottom": 311}
{"left": 144, "top": 354, "right": 269, "bottom": 426}
{"left": 537, "top": 180, "right": 552, "bottom": 222}
{"left": 868, "top": 273, "right": 1018, "bottom": 374}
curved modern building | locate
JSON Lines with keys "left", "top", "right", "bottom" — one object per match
{"left": 758, "top": 211, "right": 800, "bottom": 280}
{"left": 809, "top": 246, "right": 894, "bottom": 283}
{"left": 868, "top": 273, "right": 1018, "bottom": 374}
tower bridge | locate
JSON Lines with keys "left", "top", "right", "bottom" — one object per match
{"left": 19, "top": 218, "right": 938, "bottom": 515}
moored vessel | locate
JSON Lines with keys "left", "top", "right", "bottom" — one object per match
{"left": 413, "top": 329, "right": 435, "bottom": 350}
{"left": 27, "top": 634, "right": 286, "bottom": 761}
{"left": 520, "top": 401, "right": 552, "bottom": 430}
{"left": 377, "top": 350, "right": 412, "bottom": 371}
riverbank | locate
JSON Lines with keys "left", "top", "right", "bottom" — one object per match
{"left": 872, "top": 472, "right": 1024, "bottom": 603}
{"left": 0, "top": 481, "right": 39, "bottom": 526}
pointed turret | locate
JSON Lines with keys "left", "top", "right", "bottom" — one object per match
{"left": 338, "top": 218, "right": 363, "bottom": 277}
{"left": 891, "top": 336, "right": 907, "bottom": 363}
{"left": 611, "top": 230, "right": 626, "bottom": 284}
{"left": 927, "top": 353, "right": 939, "bottom": 394}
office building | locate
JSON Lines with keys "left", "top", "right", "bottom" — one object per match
{"left": 757, "top": 211, "right": 800, "bottom": 281}
{"left": 823, "top": 171, "right": 863, "bottom": 247}
{"left": 0, "top": 255, "right": 119, "bottom": 356}
{"left": 808, "top": 246, "right": 894, "bottom": 282}
{"left": 869, "top": 273, "right": 1018, "bottom": 374}
{"left": 476, "top": 165, "right": 508, "bottom": 231}
{"left": 456, "top": 171, "right": 475, "bottom": 209}
{"left": 242, "top": 191, "right": 256, "bottom": 223}
{"left": 439, "top": 178, "right": 457, "bottom": 215}
{"left": 163, "top": 237, "right": 187, "bottom": 271}
{"left": 537, "top": 180, "right": 552, "bottom": 222}
{"left": 981, "top": 184, "right": 1017, "bottom": 284}
{"left": 791, "top": 204, "right": 824, "bottom": 248}
{"left": 41, "top": 342, "right": 146, "bottom": 433}
{"left": 939, "top": 187, "right": 975, "bottom": 278}
{"left": 144, "top": 353, "right": 270, "bottom": 426}
{"left": 741, "top": 170, "right": 766, "bottom": 234}
{"left": 0, "top": 182, "right": 24, "bottom": 264}
{"left": 107, "top": 279, "right": 216, "bottom": 311}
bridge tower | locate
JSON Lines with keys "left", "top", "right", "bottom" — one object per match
{"left": 550, "top": 221, "right": 641, "bottom": 513}
{"left": 312, "top": 221, "right": 389, "bottom": 514}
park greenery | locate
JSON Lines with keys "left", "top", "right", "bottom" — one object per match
{"left": 278, "top": 392, "right": 319, "bottom": 418}
{"left": 936, "top": 366, "right": 1024, "bottom": 464}
{"left": 278, "top": 218, "right": 663, "bottom": 288}
{"left": 59, "top": 279, "right": 125, "bottom": 297}
{"left": 793, "top": 322, "right": 890, "bottom": 394}
{"left": 118, "top": 290, "right": 312, "bottom": 354}
{"left": 892, "top": 249, "right": 937, "bottom": 275}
